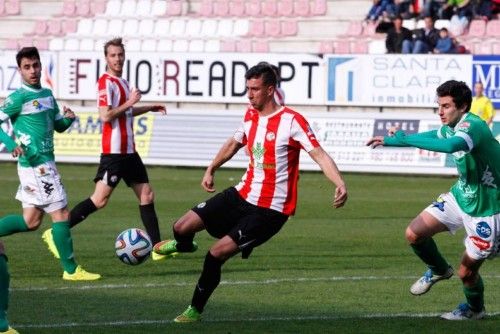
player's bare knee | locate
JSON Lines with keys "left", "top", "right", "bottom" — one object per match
{"left": 25, "top": 218, "right": 42, "bottom": 230}
{"left": 141, "top": 191, "right": 154, "bottom": 205}
{"left": 458, "top": 266, "right": 478, "bottom": 284}
{"left": 405, "top": 225, "right": 419, "bottom": 244}
{"left": 92, "top": 197, "right": 108, "bottom": 209}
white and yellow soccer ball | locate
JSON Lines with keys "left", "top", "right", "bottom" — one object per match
{"left": 115, "top": 228, "right": 152, "bottom": 265}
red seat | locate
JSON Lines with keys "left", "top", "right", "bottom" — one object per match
{"left": 76, "top": 0, "right": 90, "bottom": 17}
{"left": 486, "top": 19, "right": 500, "bottom": 37}
{"left": 236, "top": 39, "right": 252, "bottom": 52}
{"left": 351, "top": 40, "right": 368, "bottom": 54}
{"left": 253, "top": 40, "right": 269, "bottom": 52}
{"left": 293, "top": 0, "right": 310, "bottom": 17}
{"left": 333, "top": 39, "right": 351, "bottom": 54}
{"left": 261, "top": 0, "right": 277, "bottom": 17}
{"left": 248, "top": 19, "right": 265, "bottom": 37}
{"left": 281, "top": 20, "right": 298, "bottom": 36}
{"left": 265, "top": 20, "right": 281, "bottom": 37}
{"left": 311, "top": 0, "right": 327, "bottom": 15}
{"left": 167, "top": 0, "right": 183, "bottom": 16}
{"left": 5, "top": 0, "right": 20, "bottom": 15}
{"left": 198, "top": 0, "right": 213, "bottom": 16}
{"left": 214, "top": 0, "right": 229, "bottom": 16}
{"left": 467, "top": 20, "right": 486, "bottom": 37}
{"left": 229, "top": 0, "right": 245, "bottom": 17}
{"left": 342, "top": 21, "right": 363, "bottom": 37}
{"left": 47, "top": 20, "right": 62, "bottom": 36}
{"left": 246, "top": 0, "right": 261, "bottom": 16}
{"left": 220, "top": 39, "right": 236, "bottom": 52}
{"left": 277, "top": 0, "right": 294, "bottom": 17}
{"left": 318, "top": 41, "right": 333, "bottom": 54}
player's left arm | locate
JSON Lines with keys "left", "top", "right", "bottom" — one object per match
{"left": 308, "top": 147, "right": 348, "bottom": 208}
{"left": 132, "top": 104, "right": 166, "bottom": 117}
{"left": 393, "top": 130, "right": 469, "bottom": 153}
{"left": 54, "top": 105, "right": 75, "bottom": 133}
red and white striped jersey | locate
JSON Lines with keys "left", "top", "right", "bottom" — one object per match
{"left": 97, "top": 73, "right": 135, "bottom": 154}
{"left": 233, "top": 106, "right": 320, "bottom": 215}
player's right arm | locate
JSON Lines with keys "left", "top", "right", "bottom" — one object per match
{"left": 201, "top": 137, "right": 244, "bottom": 192}
{"left": 98, "top": 81, "right": 141, "bottom": 122}
{"left": 0, "top": 93, "right": 23, "bottom": 155}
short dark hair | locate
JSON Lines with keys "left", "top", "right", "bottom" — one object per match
{"left": 16, "top": 47, "right": 40, "bottom": 67}
{"left": 436, "top": 80, "right": 472, "bottom": 112}
{"left": 245, "top": 63, "right": 277, "bottom": 87}
{"left": 256, "top": 61, "right": 281, "bottom": 82}
{"left": 104, "top": 37, "right": 125, "bottom": 56}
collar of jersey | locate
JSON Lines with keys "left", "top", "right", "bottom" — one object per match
{"left": 22, "top": 82, "right": 43, "bottom": 92}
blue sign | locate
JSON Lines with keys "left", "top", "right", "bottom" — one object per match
{"left": 472, "top": 55, "right": 500, "bottom": 109}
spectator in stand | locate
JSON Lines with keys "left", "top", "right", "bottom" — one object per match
{"left": 472, "top": 0, "right": 493, "bottom": 20}
{"left": 386, "top": 15, "right": 413, "bottom": 53}
{"left": 421, "top": 0, "right": 448, "bottom": 19}
{"left": 394, "top": 0, "right": 415, "bottom": 18}
{"left": 433, "top": 27, "right": 457, "bottom": 53}
{"left": 366, "top": 0, "right": 396, "bottom": 22}
{"left": 470, "top": 82, "right": 495, "bottom": 127}
{"left": 441, "top": 0, "right": 473, "bottom": 20}
{"left": 403, "top": 15, "right": 440, "bottom": 53}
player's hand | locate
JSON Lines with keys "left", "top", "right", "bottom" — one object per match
{"left": 63, "top": 106, "right": 76, "bottom": 119}
{"left": 151, "top": 105, "right": 167, "bottom": 115}
{"left": 387, "top": 126, "right": 399, "bottom": 136}
{"left": 11, "top": 146, "right": 24, "bottom": 158}
{"left": 201, "top": 173, "right": 216, "bottom": 193}
{"left": 333, "top": 184, "right": 347, "bottom": 208}
{"left": 366, "top": 136, "right": 385, "bottom": 148}
{"left": 129, "top": 87, "right": 142, "bottom": 105}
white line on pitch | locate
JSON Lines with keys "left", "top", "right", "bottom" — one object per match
{"left": 12, "top": 311, "right": 500, "bottom": 329}
{"left": 11, "top": 274, "right": 500, "bottom": 292}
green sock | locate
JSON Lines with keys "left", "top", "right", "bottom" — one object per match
{"left": 52, "top": 221, "right": 78, "bottom": 274}
{"left": 0, "top": 215, "right": 29, "bottom": 237}
{"left": 0, "top": 255, "right": 10, "bottom": 331}
{"left": 464, "top": 276, "right": 484, "bottom": 312}
{"left": 410, "top": 238, "right": 449, "bottom": 275}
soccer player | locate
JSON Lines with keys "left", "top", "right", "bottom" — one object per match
{"left": 0, "top": 242, "right": 18, "bottom": 334}
{"left": 0, "top": 47, "right": 100, "bottom": 281}
{"left": 367, "top": 80, "right": 499, "bottom": 320}
{"left": 154, "top": 63, "right": 348, "bottom": 322}
{"left": 41, "top": 38, "right": 167, "bottom": 260}
{"left": 470, "top": 82, "right": 495, "bottom": 127}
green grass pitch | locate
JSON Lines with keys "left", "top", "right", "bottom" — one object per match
{"left": 0, "top": 162, "right": 498, "bottom": 333}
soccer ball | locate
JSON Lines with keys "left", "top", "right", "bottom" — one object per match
{"left": 115, "top": 228, "right": 152, "bottom": 265}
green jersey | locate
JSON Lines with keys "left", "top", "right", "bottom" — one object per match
{"left": 0, "top": 83, "right": 73, "bottom": 167}
{"left": 439, "top": 113, "right": 500, "bottom": 216}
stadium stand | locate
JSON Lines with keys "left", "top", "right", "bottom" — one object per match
{"left": 0, "top": 0, "right": 498, "bottom": 54}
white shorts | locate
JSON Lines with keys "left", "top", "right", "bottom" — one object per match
{"left": 15, "top": 161, "right": 68, "bottom": 213}
{"left": 425, "top": 192, "right": 500, "bottom": 260}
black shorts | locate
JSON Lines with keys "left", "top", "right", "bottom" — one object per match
{"left": 192, "top": 187, "right": 288, "bottom": 257}
{"left": 94, "top": 153, "right": 149, "bottom": 188}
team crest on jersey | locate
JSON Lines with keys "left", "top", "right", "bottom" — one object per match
{"left": 431, "top": 197, "right": 446, "bottom": 211}
{"left": 265, "top": 132, "right": 275, "bottom": 141}
{"left": 252, "top": 142, "right": 265, "bottom": 160}
{"left": 32, "top": 100, "right": 42, "bottom": 110}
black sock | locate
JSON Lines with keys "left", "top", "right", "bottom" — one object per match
{"left": 69, "top": 198, "right": 97, "bottom": 228}
{"left": 191, "top": 252, "right": 225, "bottom": 313}
{"left": 139, "top": 203, "right": 161, "bottom": 244}
{"left": 174, "top": 227, "right": 195, "bottom": 252}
